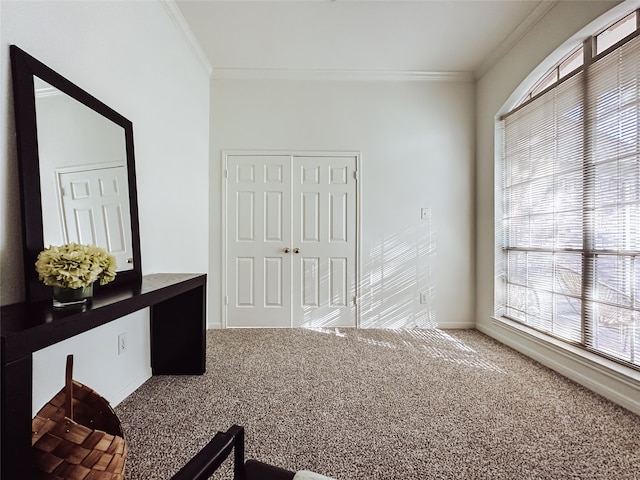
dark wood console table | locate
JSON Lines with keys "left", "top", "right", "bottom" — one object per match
{"left": 1, "top": 273, "right": 207, "bottom": 478}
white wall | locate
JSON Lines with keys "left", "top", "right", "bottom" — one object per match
{"left": 210, "top": 78, "right": 474, "bottom": 329}
{"left": 476, "top": 0, "right": 640, "bottom": 415}
{"left": 1, "top": 0, "right": 210, "bottom": 409}
{"left": 31, "top": 310, "right": 151, "bottom": 416}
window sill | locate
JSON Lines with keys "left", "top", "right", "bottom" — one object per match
{"left": 483, "top": 316, "right": 640, "bottom": 415}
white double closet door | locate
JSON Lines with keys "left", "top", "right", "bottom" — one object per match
{"left": 225, "top": 153, "right": 358, "bottom": 328}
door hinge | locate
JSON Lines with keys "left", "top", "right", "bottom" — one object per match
{"left": 224, "top": 169, "right": 229, "bottom": 179}
{"left": 353, "top": 296, "right": 358, "bottom": 305}
{"left": 353, "top": 170, "right": 358, "bottom": 181}
{"left": 224, "top": 295, "right": 229, "bottom": 305}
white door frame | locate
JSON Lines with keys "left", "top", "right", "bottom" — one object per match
{"left": 221, "top": 150, "right": 361, "bottom": 328}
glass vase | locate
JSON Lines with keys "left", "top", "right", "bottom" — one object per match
{"left": 52, "top": 284, "right": 93, "bottom": 308}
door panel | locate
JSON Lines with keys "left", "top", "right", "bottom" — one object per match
{"left": 302, "top": 192, "right": 320, "bottom": 241}
{"left": 265, "top": 191, "right": 283, "bottom": 241}
{"left": 265, "top": 257, "right": 284, "bottom": 306}
{"left": 227, "top": 155, "right": 292, "bottom": 327}
{"left": 226, "top": 154, "right": 356, "bottom": 328}
{"left": 292, "top": 156, "right": 356, "bottom": 327}
{"left": 236, "top": 257, "right": 255, "bottom": 306}
{"left": 330, "top": 257, "right": 348, "bottom": 306}
{"left": 236, "top": 192, "right": 255, "bottom": 241}
{"left": 73, "top": 207, "right": 97, "bottom": 245}
{"left": 302, "top": 257, "right": 320, "bottom": 306}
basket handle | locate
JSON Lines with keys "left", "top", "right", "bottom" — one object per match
{"left": 64, "top": 354, "right": 74, "bottom": 421}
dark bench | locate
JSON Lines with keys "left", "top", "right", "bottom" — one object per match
{"left": 169, "top": 425, "right": 295, "bottom": 480}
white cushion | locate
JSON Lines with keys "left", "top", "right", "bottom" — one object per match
{"left": 293, "top": 470, "right": 337, "bottom": 480}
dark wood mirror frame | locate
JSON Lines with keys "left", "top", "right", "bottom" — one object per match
{"left": 10, "top": 45, "right": 142, "bottom": 303}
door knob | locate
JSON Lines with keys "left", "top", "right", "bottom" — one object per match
{"left": 283, "top": 247, "right": 291, "bottom": 253}
{"left": 293, "top": 248, "right": 301, "bottom": 254}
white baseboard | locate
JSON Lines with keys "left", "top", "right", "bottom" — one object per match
{"left": 478, "top": 318, "right": 640, "bottom": 416}
{"left": 437, "top": 321, "right": 476, "bottom": 329}
{"left": 111, "top": 369, "right": 152, "bottom": 407}
{"left": 207, "top": 322, "right": 475, "bottom": 330}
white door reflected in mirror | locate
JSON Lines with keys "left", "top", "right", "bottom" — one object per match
{"left": 34, "top": 77, "right": 134, "bottom": 272}
{"left": 56, "top": 164, "right": 133, "bottom": 272}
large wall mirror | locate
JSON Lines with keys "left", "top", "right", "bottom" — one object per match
{"left": 10, "top": 45, "right": 142, "bottom": 303}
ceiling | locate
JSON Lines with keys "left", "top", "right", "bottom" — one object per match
{"left": 174, "top": 0, "right": 555, "bottom": 79}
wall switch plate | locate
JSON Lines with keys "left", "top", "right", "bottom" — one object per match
{"left": 420, "top": 292, "right": 429, "bottom": 304}
{"left": 420, "top": 207, "right": 431, "bottom": 221}
{"left": 118, "top": 332, "right": 127, "bottom": 355}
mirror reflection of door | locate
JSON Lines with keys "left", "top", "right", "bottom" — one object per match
{"left": 34, "top": 77, "right": 134, "bottom": 272}
{"left": 56, "top": 164, "right": 133, "bottom": 271}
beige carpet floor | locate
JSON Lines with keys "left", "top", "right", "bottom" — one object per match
{"left": 115, "top": 328, "right": 640, "bottom": 479}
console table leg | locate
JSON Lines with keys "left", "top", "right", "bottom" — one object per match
{"left": 1, "top": 354, "right": 33, "bottom": 478}
{"left": 151, "top": 285, "right": 206, "bottom": 375}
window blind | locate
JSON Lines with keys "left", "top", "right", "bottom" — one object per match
{"left": 501, "top": 32, "right": 640, "bottom": 369}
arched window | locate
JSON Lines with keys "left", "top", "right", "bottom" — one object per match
{"left": 498, "top": 10, "right": 640, "bottom": 370}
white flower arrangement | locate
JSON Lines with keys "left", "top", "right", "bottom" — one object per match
{"left": 35, "top": 243, "right": 117, "bottom": 289}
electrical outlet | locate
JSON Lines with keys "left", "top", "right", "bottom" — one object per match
{"left": 118, "top": 332, "right": 127, "bottom": 355}
{"left": 420, "top": 292, "right": 429, "bottom": 304}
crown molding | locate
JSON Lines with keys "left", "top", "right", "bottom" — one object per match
{"left": 160, "top": 0, "right": 213, "bottom": 76}
{"left": 211, "top": 68, "right": 474, "bottom": 82}
{"left": 474, "top": 0, "right": 559, "bottom": 80}
{"left": 35, "top": 85, "right": 60, "bottom": 98}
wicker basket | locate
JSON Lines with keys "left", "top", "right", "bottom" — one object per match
{"left": 31, "top": 355, "right": 127, "bottom": 480}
